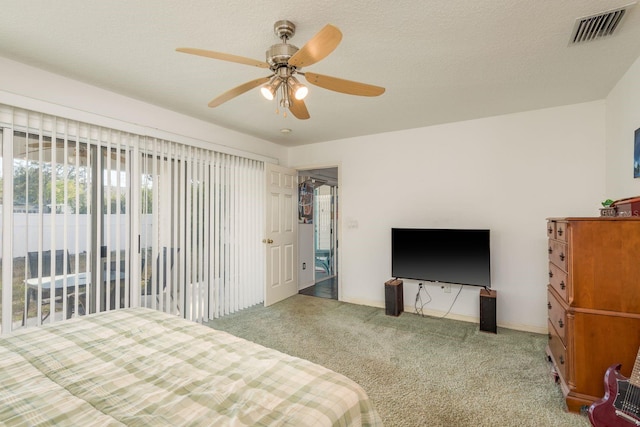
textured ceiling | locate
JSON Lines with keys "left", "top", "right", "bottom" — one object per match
{"left": 0, "top": 0, "right": 639, "bottom": 147}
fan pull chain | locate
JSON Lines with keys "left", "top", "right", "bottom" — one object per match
{"left": 274, "top": 82, "right": 290, "bottom": 118}
{"left": 281, "top": 83, "right": 290, "bottom": 118}
{"left": 270, "top": 79, "right": 294, "bottom": 118}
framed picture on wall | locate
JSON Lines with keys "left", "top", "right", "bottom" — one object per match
{"left": 635, "top": 127, "right": 640, "bottom": 178}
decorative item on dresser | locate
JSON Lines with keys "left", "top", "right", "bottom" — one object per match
{"left": 599, "top": 199, "right": 616, "bottom": 217}
{"left": 598, "top": 196, "right": 640, "bottom": 217}
{"left": 546, "top": 217, "right": 640, "bottom": 414}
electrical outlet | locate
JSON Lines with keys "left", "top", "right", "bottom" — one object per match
{"left": 442, "top": 283, "right": 451, "bottom": 293}
{"left": 302, "top": 262, "right": 306, "bottom": 270}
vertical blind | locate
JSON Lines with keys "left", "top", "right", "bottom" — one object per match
{"left": 0, "top": 105, "right": 265, "bottom": 333}
{"left": 137, "top": 138, "right": 265, "bottom": 322}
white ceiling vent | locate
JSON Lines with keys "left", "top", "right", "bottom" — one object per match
{"left": 570, "top": 3, "right": 636, "bottom": 44}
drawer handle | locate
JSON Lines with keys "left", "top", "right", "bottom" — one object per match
{"left": 559, "top": 355, "right": 564, "bottom": 365}
{"left": 547, "top": 302, "right": 552, "bottom": 310}
{"left": 548, "top": 227, "right": 553, "bottom": 235}
{"left": 549, "top": 270, "right": 553, "bottom": 278}
{"left": 560, "top": 281, "right": 565, "bottom": 290}
{"left": 548, "top": 333, "right": 552, "bottom": 341}
{"left": 548, "top": 247, "right": 553, "bottom": 254}
{"left": 558, "top": 319, "right": 564, "bottom": 328}
{"left": 559, "top": 253, "right": 565, "bottom": 261}
{"left": 558, "top": 228, "right": 563, "bottom": 236}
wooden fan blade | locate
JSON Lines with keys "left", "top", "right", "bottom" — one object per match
{"left": 176, "top": 47, "right": 269, "bottom": 69}
{"left": 289, "top": 95, "right": 310, "bottom": 120}
{"left": 288, "top": 24, "right": 342, "bottom": 69}
{"left": 304, "top": 72, "right": 385, "bottom": 97}
{"left": 208, "top": 76, "right": 271, "bottom": 108}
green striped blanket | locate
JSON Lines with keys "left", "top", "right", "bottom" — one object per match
{"left": 0, "top": 308, "right": 382, "bottom": 426}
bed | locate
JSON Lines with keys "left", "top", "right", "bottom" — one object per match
{"left": 0, "top": 308, "right": 382, "bottom": 426}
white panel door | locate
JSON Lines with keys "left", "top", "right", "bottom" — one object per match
{"left": 265, "top": 163, "right": 298, "bottom": 306}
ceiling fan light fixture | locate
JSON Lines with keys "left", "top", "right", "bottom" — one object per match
{"left": 260, "top": 76, "right": 282, "bottom": 100}
{"left": 288, "top": 76, "right": 308, "bottom": 100}
{"left": 178, "top": 20, "right": 384, "bottom": 121}
{"left": 260, "top": 86, "right": 274, "bottom": 100}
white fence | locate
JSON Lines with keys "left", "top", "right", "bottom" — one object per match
{"left": 0, "top": 213, "right": 154, "bottom": 258}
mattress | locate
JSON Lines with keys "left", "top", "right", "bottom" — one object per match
{"left": 0, "top": 308, "right": 382, "bottom": 426}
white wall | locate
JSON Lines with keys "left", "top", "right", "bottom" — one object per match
{"left": 605, "top": 54, "right": 640, "bottom": 198}
{"left": 290, "top": 101, "right": 607, "bottom": 332}
{"left": 0, "top": 57, "right": 287, "bottom": 164}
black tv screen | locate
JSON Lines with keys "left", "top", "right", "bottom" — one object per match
{"left": 391, "top": 228, "right": 491, "bottom": 287}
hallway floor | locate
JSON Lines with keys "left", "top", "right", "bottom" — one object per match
{"left": 298, "top": 276, "right": 338, "bottom": 300}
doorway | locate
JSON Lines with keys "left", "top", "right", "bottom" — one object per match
{"left": 297, "top": 167, "right": 338, "bottom": 300}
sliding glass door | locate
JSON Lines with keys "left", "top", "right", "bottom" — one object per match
{"left": 10, "top": 130, "right": 94, "bottom": 327}
{"left": 0, "top": 104, "right": 266, "bottom": 334}
{"left": 5, "top": 128, "right": 133, "bottom": 328}
{"left": 137, "top": 143, "right": 265, "bottom": 322}
{"left": 0, "top": 109, "right": 134, "bottom": 332}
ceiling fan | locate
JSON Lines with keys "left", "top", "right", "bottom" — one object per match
{"left": 176, "top": 20, "right": 385, "bottom": 120}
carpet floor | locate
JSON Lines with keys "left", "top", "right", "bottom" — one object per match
{"left": 206, "top": 294, "right": 590, "bottom": 427}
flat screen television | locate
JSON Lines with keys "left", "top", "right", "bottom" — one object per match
{"left": 391, "top": 228, "right": 491, "bottom": 288}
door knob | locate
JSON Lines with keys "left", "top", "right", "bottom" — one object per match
{"left": 262, "top": 239, "right": 274, "bottom": 244}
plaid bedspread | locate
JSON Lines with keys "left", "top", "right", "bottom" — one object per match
{"left": 0, "top": 308, "right": 382, "bottom": 426}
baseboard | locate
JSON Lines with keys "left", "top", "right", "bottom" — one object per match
{"left": 341, "top": 296, "right": 385, "bottom": 310}
{"left": 339, "top": 296, "right": 546, "bottom": 335}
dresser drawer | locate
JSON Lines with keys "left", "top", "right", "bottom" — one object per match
{"left": 547, "top": 288, "right": 567, "bottom": 343}
{"left": 548, "top": 239, "right": 567, "bottom": 270}
{"left": 555, "top": 222, "right": 568, "bottom": 242}
{"left": 547, "top": 220, "right": 568, "bottom": 242}
{"left": 548, "top": 319, "right": 568, "bottom": 385}
{"left": 548, "top": 262, "right": 568, "bottom": 302}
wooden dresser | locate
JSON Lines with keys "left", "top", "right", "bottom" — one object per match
{"left": 546, "top": 217, "right": 640, "bottom": 413}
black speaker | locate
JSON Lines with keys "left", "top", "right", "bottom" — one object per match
{"left": 385, "top": 279, "right": 404, "bottom": 316}
{"left": 479, "top": 289, "right": 497, "bottom": 333}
